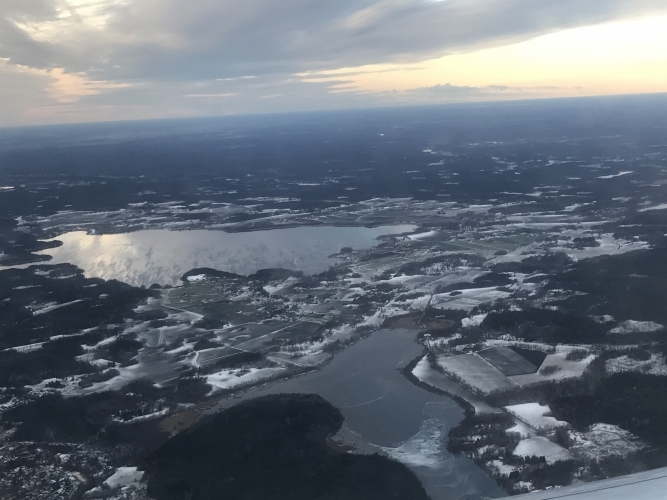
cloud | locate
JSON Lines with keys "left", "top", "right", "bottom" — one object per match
{"left": 364, "top": 82, "right": 578, "bottom": 107}
{"left": 1, "top": 0, "right": 667, "bottom": 125}
{"left": 4, "top": 0, "right": 667, "bottom": 81}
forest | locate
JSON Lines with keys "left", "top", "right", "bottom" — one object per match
{"left": 145, "top": 394, "right": 429, "bottom": 500}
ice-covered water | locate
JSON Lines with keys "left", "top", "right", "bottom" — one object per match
{"left": 30, "top": 225, "right": 415, "bottom": 286}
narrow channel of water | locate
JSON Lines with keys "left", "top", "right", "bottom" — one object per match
{"left": 216, "top": 329, "right": 506, "bottom": 500}
{"left": 29, "top": 225, "right": 415, "bottom": 286}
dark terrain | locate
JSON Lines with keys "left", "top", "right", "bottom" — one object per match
{"left": 145, "top": 394, "right": 429, "bottom": 500}
{"left": 1, "top": 95, "right": 667, "bottom": 498}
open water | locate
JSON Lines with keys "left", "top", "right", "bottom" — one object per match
{"left": 216, "top": 328, "right": 506, "bottom": 500}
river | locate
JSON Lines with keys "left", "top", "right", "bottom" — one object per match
{"left": 214, "top": 328, "right": 506, "bottom": 500}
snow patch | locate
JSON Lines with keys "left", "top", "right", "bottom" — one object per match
{"left": 513, "top": 437, "right": 572, "bottom": 464}
{"left": 607, "top": 354, "right": 667, "bottom": 376}
{"left": 610, "top": 320, "right": 664, "bottom": 334}
{"left": 104, "top": 467, "right": 144, "bottom": 488}
{"left": 115, "top": 408, "right": 170, "bottom": 425}
{"left": 506, "top": 422, "right": 535, "bottom": 439}
{"left": 510, "top": 351, "right": 595, "bottom": 386}
{"left": 639, "top": 203, "right": 667, "bottom": 212}
{"left": 462, "top": 314, "right": 487, "bottom": 328}
{"left": 505, "top": 403, "right": 567, "bottom": 431}
{"left": 206, "top": 366, "right": 286, "bottom": 393}
{"left": 408, "top": 230, "right": 438, "bottom": 241}
{"left": 598, "top": 171, "right": 632, "bottom": 179}
{"left": 30, "top": 299, "right": 84, "bottom": 315}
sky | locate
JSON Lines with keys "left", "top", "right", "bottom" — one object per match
{"left": 1, "top": 0, "right": 667, "bottom": 127}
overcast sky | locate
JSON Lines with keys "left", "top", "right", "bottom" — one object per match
{"left": 1, "top": 0, "right": 667, "bottom": 127}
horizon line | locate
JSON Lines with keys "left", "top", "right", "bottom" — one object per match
{"left": 2, "top": 90, "right": 667, "bottom": 132}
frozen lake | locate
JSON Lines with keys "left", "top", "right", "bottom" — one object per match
{"left": 215, "top": 328, "right": 505, "bottom": 500}
{"left": 31, "top": 225, "right": 415, "bottom": 286}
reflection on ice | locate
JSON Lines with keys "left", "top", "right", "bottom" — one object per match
{"left": 34, "top": 225, "right": 415, "bottom": 286}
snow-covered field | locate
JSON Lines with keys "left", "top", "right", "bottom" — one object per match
{"left": 560, "top": 233, "right": 649, "bottom": 261}
{"left": 268, "top": 350, "right": 332, "bottom": 367}
{"left": 437, "top": 354, "right": 516, "bottom": 394}
{"left": 510, "top": 351, "right": 595, "bottom": 386}
{"left": 506, "top": 421, "right": 535, "bottom": 439}
{"left": 461, "top": 314, "right": 487, "bottom": 328}
{"left": 489, "top": 230, "right": 648, "bottom": 266}
{"left": 205, "top": 366, "right": 286, "bottom": 394}
{"left": 513, "top": 436, "right": 573, "bottom": 464}
{"left": 505, "top": 402, "right": 567, "bottom": 431}
{"left": 103, "top": 467, "right": 144, "bottom": 488}
{"left": 489, "top": 460, "right": 518, "bottom": 477}
{"left": 431, "top": 287, "right": 512, "bottom": 312}
{"left": 412, "top": 355, "right": 500, "bottom": 414}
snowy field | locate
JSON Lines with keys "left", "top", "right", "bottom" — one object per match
{"left": 437, "top": 354, "right": 516, "bottom": 394}
{"left": 103, "top": 467, "right": 144, "bottom": 488}
{"left": 506, "top": 421, "right": 535, "bottom": 439}
{"left": 510, "top": 351, "right": 595, "bottom": 386}
{"left": 489, "top": 230, "right": 649, "bottom": 266}
{"left": 513, "top": 436, "right": 573, "bottom": 464}
{"left": 206, "top": 366, "right": 286, "bottom": 394}
{"left": 505, "top": 402, "right": 567, "bottom": 431}
{"left": 431, "top": 287, "right": 512, "bottom": 311}
{"left": 412, "top": 355, "right": 500, "bottom": 414}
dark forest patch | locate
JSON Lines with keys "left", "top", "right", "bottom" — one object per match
{"left": 2, "top": 378, "right": 211, "bottom": 445}
{"left": 0, "top": 265, "right": 153, "bottom": 350}
{"left": 493, "top": 252, "right": 574, "bottom": 275}
{"left": 549, "top": 247, "right": 667, "bottom": 325}
{"left": 481, "top": 308, "right": 606, "bottom": 344}
{"left": 551, "top": 373, "right": 667, "bottom": 449}
{"left": 145, "top": 394, "right": 429, "bottom": 500}
{"left": 248, "top": 268, "right": 304, "bottom": 283}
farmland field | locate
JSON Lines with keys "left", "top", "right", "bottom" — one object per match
{"left": 437, "top": 354, "right": 516, "bottom": 395}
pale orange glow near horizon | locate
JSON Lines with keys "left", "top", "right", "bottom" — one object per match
{"left": 303, "top": 13, "right": 667, "bottom": 99}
